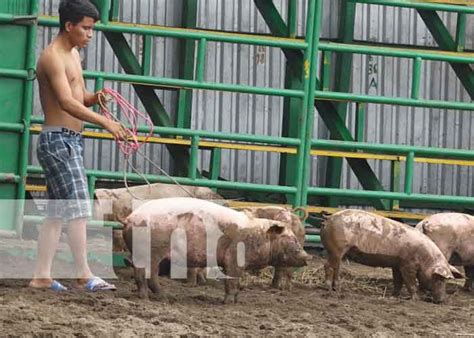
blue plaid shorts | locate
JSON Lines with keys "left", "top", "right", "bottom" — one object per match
{"left": 36, "top": 128, "right": 91, "bottom": 222}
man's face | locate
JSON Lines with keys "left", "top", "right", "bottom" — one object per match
{"left": 65, "top": 16, "right": 95, "bottom": 48}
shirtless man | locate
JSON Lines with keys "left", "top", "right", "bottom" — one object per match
{"left": 29, "top": 0, "right": 127, "bottom": 291}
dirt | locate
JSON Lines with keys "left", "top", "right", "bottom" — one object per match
{"left": 0, "top": 255, "right": 473, "bottom": 337}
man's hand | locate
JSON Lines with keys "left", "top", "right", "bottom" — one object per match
{"left": 105, "top": 120, "right": 129, "bottom": 141}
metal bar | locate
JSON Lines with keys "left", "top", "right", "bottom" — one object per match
{"left": 0, "top": 122, "right": 24, "bottom": 132}
{"left": 141, "top": 35, "right": 152, "bottom": 76}
{"left": 82, "top": 69, "right": 304, "bottom": 98}
{"left": 189, "top": 136, "right": 200, "bottom": 179}
{"left": 30, "top": 116, "right": 302, "bottom": 146}
{"left": 38, "top": 16, "right": 307, "bottom": 50}
{"left": 314, "top": 90, "right": 474, "bottom": 110}
{"left": 308, "top": 186, "right": 474, "bottom": 206}
{"left": 0, "top": 173, "right": 21, "bottom": 183}
{"left": 298, "top": 0, "right": 323, "bottom": 207}
{"left": 88, "top": 175, "right": 97, "bottom": 200}
{"left": 196, "top": 38, "right": 207, "bottom": 82}
{"left": 404, "top": 151, "right": 415, "bottom": 194}
{"left": 176, "top": 0, "right": 198, "bottom": 130}
{"left": 15, "top": 0, "right": 39, "bottom": 237}
{"left": 348, "top": 0, "right": 474, "bottom": 14}
{"left": 91, "top": 0, "right": 110, "bottom": 25}
{"left": 287, "top": 0, "right": 298, "bottom": 38}
{"left": 93, "top": 77, "right": 104, "bottom": 112}
{"left": 0, "top": 13, "right": 37, "bottom": 25}
{"left": 27, "top": 166, "right": 298, "bottom": 194}
{"left": 355, "top": 103, "right": 366, "bottom": 142}
{"left": 210, "top": 148, "right": 222, "bottom": 182}
{"left": 321, "top": 51, "right": 331, "bottom": 90}
{"left": 455, "top": 13, "right": 466, "bottom": 52}
{"left": 390, "top": 160, "right": 401, "bottom": 209}
{"left": 110, "top": 0, "right": 120, "bottom": 21}
{"left": 417, "top": 9, "right": 474, "bottom": 99}
{"left": 411, "top": 57, "right": 422, "bottom": 99}
{"left": 319, "top": 42, "right": 474, "bottom": 64}
{"left": 312, "top": 139, "right": 474, "bottom": 160}
{"left": 0, "top": 68, "right": 28, "bottom": 79}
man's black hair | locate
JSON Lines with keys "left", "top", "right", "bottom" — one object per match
{"left": 59, "top": 0, "right": 100, "bottom": 32}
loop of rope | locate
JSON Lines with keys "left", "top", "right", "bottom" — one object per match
{"left": 97, "top": 88, "right": 196, "bottom": 199}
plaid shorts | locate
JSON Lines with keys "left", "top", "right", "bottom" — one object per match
{"left": 36, "top": 128, "right": 91, "bottom": 222}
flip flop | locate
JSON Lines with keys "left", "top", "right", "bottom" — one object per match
{"left": 85, "top": 277, "right": 116, "bottom": 292}
{"left": 50, "top": 280, "right": 68, "bottom": 292}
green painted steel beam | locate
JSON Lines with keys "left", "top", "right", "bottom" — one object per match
{"left": 299, "top": 0, "right": 324, "bottom": 207}
{"left": 90, "top": 0, "right": 111, "bottom": 24}
{"left": 319, "top": 41, "right": 474, "bottom": 64}
{"left": 325, "top": 0, "right": 357, "bottom": 206}
{"left": 417, "top": 9, "right": 474, "bottom": 99}
{"left": 0, "top": 173, "right": 20, "bottom": 184}
{"left": 30, "top": 116, "right": 302, "bottom": 146}
{"left": 0, "top": 13, "right": 37, "bottom": 25}
{"left": 308, "top": 186, "right": 474, "bottom": 206}
{"left": 27, "top": 166, "right": 298, "bottom": 195}
{"left": 455, "top": 13, "right": 467, "bottom": 52}
{"left": 38, "top": 16, "right": 307, "bottom": 50}
{"left": 177, "top": 0, "right": 198, "bottom": 130}
{"left": 81, "top": 70, "right": 304, "bottom": 98}
{"left": 349, "top": 0, "right": 474, "bottom": 14}
{"left": 0, "top": 122, "right": 24, "bottom": 132}
{"left": 314, "top": 90, "right": 474, "bottom": 110}
{"left": 312, "top": 139, "right": 474, "bottom": 160}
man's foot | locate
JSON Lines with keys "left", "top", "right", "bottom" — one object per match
{"left": 75, "top": 276, "right": 116, "bottom": 291}
{"left": 29, "top": 279, "right": 68, "bottom": 292}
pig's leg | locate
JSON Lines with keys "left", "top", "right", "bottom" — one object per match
{"left": 463, "top": 266, "right": 474, "bottom": 291}
{"left": 324, "top": 254, "right": 342, "bottom": 291}
{"left": 400, "top": 265, "right": 419, "bottom": 300}
{"left": 392, "top": 267, "right": 403, "bottom": 297}
{"left": 223, "top": 267, "right": 243, "bottom": 304}
{"left": 186, "top": 268, "right": 198, "bottom": 286}
{"left": 272, "top": 267, "right": 293, "bottom": 291}
{"left": 134, "top": 266, "right": 149, "bottom": 299}
{"left": 147, "top": 255, "right": 161, "bottom": 294}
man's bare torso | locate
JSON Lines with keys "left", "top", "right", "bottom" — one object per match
{"left": 37, "top": 42, "right": 85, "bottom": 132}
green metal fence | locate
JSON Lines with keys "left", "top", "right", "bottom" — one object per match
{"left": 0, "top": 0, "right": 473, "bottom": 237}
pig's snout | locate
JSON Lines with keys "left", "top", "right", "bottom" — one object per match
{"left": 295, "top": 250, "right": 312, "bottom": 266}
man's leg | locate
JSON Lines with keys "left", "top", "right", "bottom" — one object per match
{"left": 67, "top": 217, "right": 93, "bottom": 281}
{"left": 29, "top": 218, "right": 63, "bottom": 288}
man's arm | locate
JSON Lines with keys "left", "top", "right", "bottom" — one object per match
{"left": 83, "top": 89, "right": 99, "bottom": 107}
{"left": 43, "top": 52, "right": 126, "bottom": 139}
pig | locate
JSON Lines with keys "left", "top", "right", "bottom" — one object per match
{"left": 321, "top": 209, "right": 464, "bottom": 303}
{"left": 416, "top": 213, "right": 474, "bottom": 292}
{"left": 123, "top": 197, "right": 311, "bottom": 303}
{"left": 93, "top": 183, "right": 223, "bottom": 252}
{"left": 240, "top": 206, "right": 306, "bottom": 290}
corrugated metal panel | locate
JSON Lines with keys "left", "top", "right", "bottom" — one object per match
{"left": 31, "top": 1, "right": 472, "bottom": 198}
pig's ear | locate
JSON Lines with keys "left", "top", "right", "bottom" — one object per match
{"left": 267, "top": 222, "right": 285, "bottom": 235}
{"left": 449, "top": 265, "right": 465, "bottom": 279}
{"left": 433, "top": 265, "right": 454, "bottom": 280}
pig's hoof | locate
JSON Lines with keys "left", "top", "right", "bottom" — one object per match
{"left": 138, "top": 290, "right": 149, "bottom": 300}
{"left": 223, "top": 295, "right": 236, "bottom": 305}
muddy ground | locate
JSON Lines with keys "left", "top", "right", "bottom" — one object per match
{"left": 0, "top": 255, "right": 473, "bottom": 336}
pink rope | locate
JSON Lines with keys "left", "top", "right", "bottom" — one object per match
{"left": 98, "top": 88, "right": 154, "bottom": 156}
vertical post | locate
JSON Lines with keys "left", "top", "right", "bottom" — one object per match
{"left": 287, "top": 0, "right": 297, "bottom": 38}
{"left": 404, "top": 152, "right": 415, "bottom": 195}
{"left": 176, "top": 0, "right": 198, "bottom": 130}
{"left": 455, "top": 13, "right": 466, "bottom": 52}
{"left": 411, "top": 57, "right": 422, "bottom": 100}
{"left": 210, "top": 148, "right": 222, "bottom": 192}
{"left": 93, "top": 77, "right": 104, "bottom": 112}
{"left": 188, "top": 136, "right": 200, "bottom": 180}
{"left": 390, "top": 160, "right": 401, "bottom": 210}
{"left": 321, "top": 51, "right": 331, "bottom": 91}
{"left": 16, "top": 0, "right": 39, "bottom": 236}
{"left": 91, "top": 0, "right": 111, "bottom": 25}
{"left": 195, "top": 38, "right": 207, "bottom": 82}
{"left": 324, "top": 0, "right": 356, "bottom": 207}
{"left": 110, "top": 0, "right": 120, "bottom": 21}
{"left": 355, "top": 102, "right": 365, "bottom": 142}
{"left": 88, "top": 175, "right": 97, "bottom": 200}
{"left": 142, "top": 35, "right": 152, "bottom": 76}
{"left": 296, "top": 0, "right": 323, "bottom": 207}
